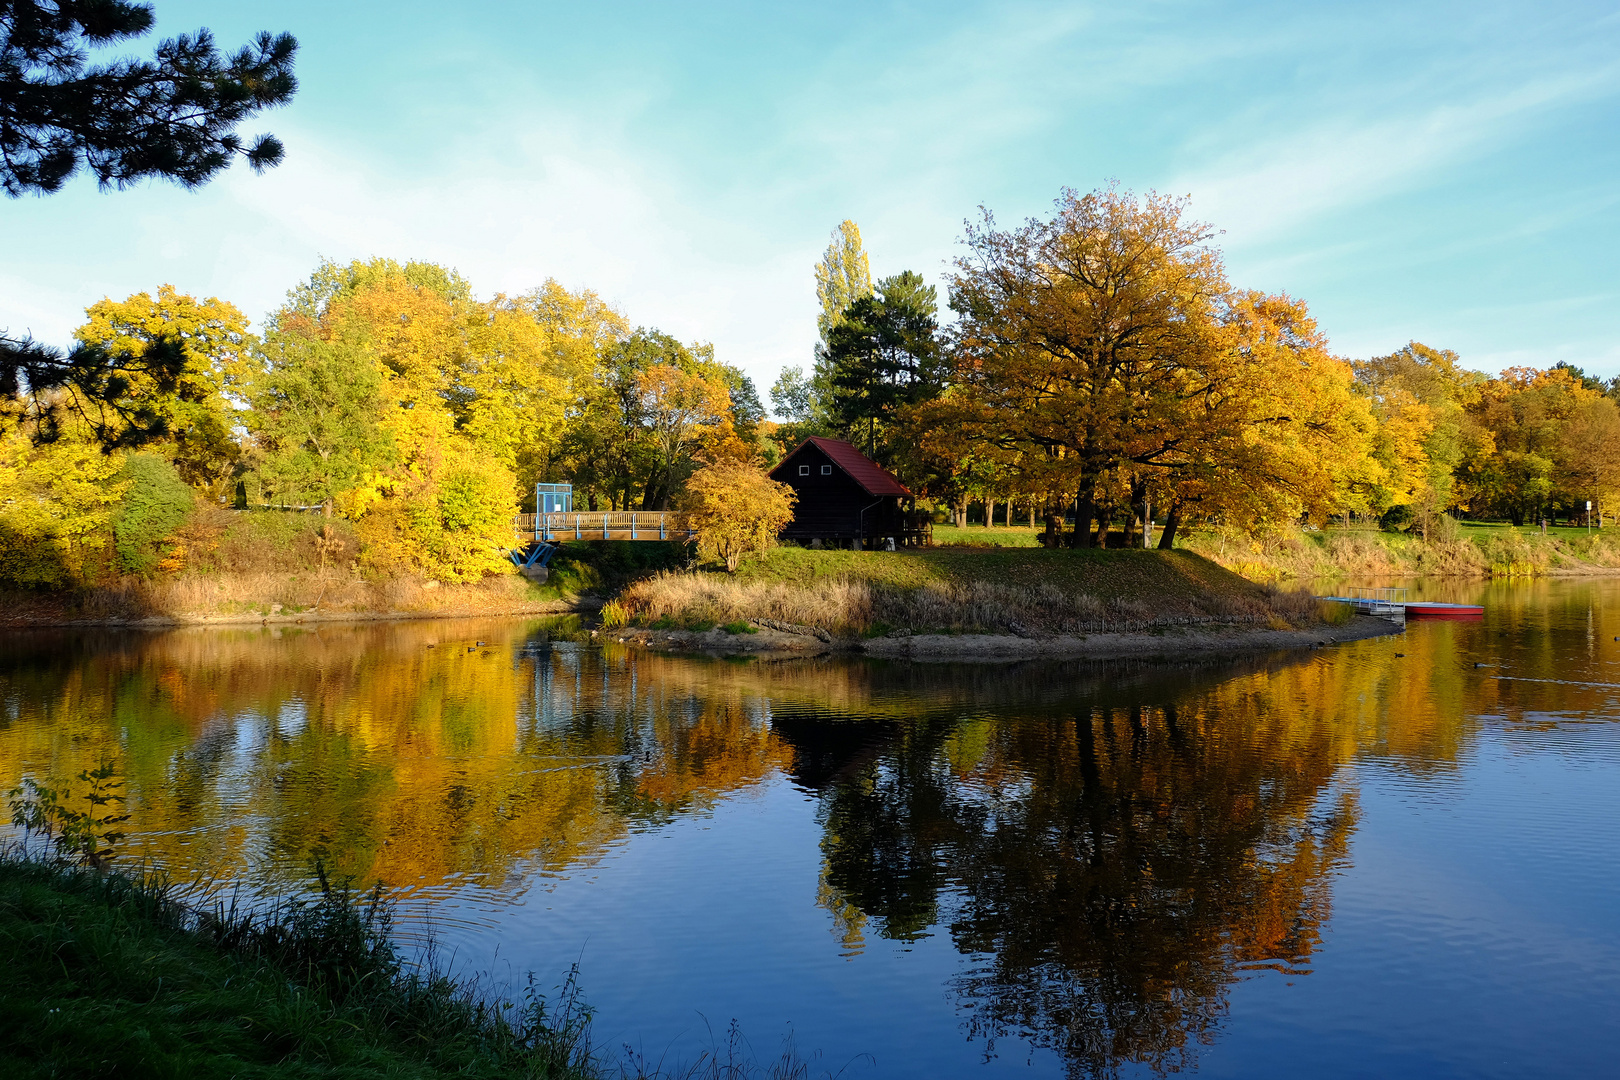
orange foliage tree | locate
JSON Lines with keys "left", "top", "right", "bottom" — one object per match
{"left": 675, "top": 461, "right": 797, "bottom": 572}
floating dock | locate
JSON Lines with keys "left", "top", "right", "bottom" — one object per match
{"left": 1315, "top": 587, "right": 1484, "bottom": 622}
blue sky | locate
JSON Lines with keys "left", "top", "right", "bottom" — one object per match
{"left": 5, "top": 0, "right": 1619, "bottom": 400}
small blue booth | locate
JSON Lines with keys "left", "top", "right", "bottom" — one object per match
{"left": 536, "top": 483, "right": 573, "bottom": 515}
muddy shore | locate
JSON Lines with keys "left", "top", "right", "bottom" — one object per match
{"left": 602, "top": 613, "right": 1403, "bottom": 661}
{"left": 0, "top": 597, "right": 600, "bottom": 630}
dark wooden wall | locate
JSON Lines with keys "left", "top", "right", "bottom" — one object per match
{"left": 772, "top": 443, "right": 906, "bottom": 542}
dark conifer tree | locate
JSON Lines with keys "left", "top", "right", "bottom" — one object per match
{"left": 1, "top": 1, "right": 297, "bottom": 444}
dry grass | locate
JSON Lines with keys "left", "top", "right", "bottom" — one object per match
{"left": 0, "top": 572, "right": 546, "bottom": 625}
{"left": 618, "top": 568, "right": 1330, "bottom": 637}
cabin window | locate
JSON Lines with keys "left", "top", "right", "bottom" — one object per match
{"left": 799, "top": 465, "right": 809, "bottom": 476}
{"left": 821, "top": 465, "right": 832, "bottom": 475}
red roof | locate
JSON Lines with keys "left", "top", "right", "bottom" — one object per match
{"left": 776, "top": 436, "right": 912, "bottom": 497}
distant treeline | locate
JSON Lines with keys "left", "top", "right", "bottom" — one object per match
{"left": 780, "top": 193, "right": 1620, "bottom": 547}
{"left": 3, "top": 186, "right": 1616, "bottom": 589}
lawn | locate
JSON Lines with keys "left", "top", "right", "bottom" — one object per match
{"left": 732, "top": 544, "right": 1271, "bottom": 604}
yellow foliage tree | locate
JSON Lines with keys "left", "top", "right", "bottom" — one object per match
{"left": 676, "top": 461, "right": 796, "bottom": 572}
{"left": 74, "top": 285, "right": 252, "bottom": 495}
{"left": 0, "top": 413, "right": 129, "bottom": 587}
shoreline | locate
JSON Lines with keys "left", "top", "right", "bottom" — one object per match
{"left": 0, "top": 597, "right": 601, "bottom": 630}
{"left": 607, "top": 613, "right": 1403, "bottom": 661}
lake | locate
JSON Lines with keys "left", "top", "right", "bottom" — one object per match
{"left": 2, "top": 578, "right": 1618, "bottom": 1078}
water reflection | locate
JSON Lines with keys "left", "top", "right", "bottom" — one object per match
{"left": 2, "top": 583, "right": 1617, "bottom": 1077}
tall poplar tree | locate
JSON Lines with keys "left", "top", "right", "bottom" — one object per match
{"left": 813, "top": 219, "right": 873, "bottom": 345}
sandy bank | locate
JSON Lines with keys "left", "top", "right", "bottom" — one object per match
{"left": 0, "top": 597, "right": 601, "bottom": 629}
{"left": 606, "top": 613, "right": 1401, "bottom": 662}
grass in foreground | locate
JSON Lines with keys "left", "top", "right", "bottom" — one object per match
{"left": 0, "top": 851, "right": 851, "bottom": 1080}
{"left": 0, "top": 853, "right": 592, "bottom": 1080}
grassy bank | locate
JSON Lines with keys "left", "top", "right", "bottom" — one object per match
{"left": 606, "top": 546, "right": 1343, "bottom": 637}
{"left": 0, "top": 508, "right": 690, "bottom": 625}
{"left": 0, "top": 853, "right": 593, "bottom": 1080}
{"left": 1181, "top": 522, "right": 1620, "bottom": 582}
{"left": 924, "top": 520, "right": 1620, "bottom": 581}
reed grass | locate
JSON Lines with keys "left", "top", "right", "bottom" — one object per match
{"left": 617, "top": 563, "right": 1328, "bottom": 637}
{"left": 1183, "top": 522, "right": 1620, "bottom": 582}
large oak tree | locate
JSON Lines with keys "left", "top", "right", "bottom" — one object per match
{"left": 948, "top": 185, "right": 1370, "bottom": 546}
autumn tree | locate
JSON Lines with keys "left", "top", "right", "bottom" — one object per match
{"left": 676, "top": 461, "right": 796, "bottom": 572}
{"left": 814, "top": 219, "right": 872, "bottom": 344}
{"left": 1354, "top": 342, "right": 1489, "bottom": 536}
{"left": 73, "top": 286, "right": 251, "bottom": 495}
{"left": 1464, "top": 367, "right": 1613, "bottom": 524}
{"left": 0, "top": 409, "right": 128, "bottom": 586}
{"left": 948, "top": 187, "right": 1379, "bottom": 547}
{"left": 637, "top": 362, "right": 736, "bottom": 509}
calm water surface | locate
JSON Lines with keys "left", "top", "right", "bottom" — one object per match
{"left": 3, "top": 579, "right": 1618, "bottom": 1078}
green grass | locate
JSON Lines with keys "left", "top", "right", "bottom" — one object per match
{"left": 733, "top": 545, "right": 1268, "bottom": 605}
{"left": 0, "top": 854, "right": 593, "bottom": 1080}
{"left": 930, "top": 524, "right": 1044, "bottom": 548}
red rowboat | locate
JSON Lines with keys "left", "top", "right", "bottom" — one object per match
{"left": 1404, "top": 602, "right": 1484, "bottom": 620}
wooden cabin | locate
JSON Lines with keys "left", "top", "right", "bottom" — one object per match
{"left": 769, "top": 437, "right": 925, "bottom": 547}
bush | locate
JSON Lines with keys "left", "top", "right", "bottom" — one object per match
{"left": 1378, "top": 504, "right": 1414, "bottom": 532}
{"left": 676, "top": 462, "right": 796, "bottom": 573}
{"left": 113, "top": 454, "right": 194, "bottom": 575}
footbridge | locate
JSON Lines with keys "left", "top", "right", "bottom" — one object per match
{"left": 507, "top": 485, "right": 693, "bottom": 579}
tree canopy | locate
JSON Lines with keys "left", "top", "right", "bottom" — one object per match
{"left": 945, "top": 185, "right": 1370, "bottom": 546}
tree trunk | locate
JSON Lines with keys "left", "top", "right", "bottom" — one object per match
{"left": 986, "top": 497, "right": 996, "bottom": 528}
{"left": 1093, "top": 506, "right": 1110, "bottom": 548}
{"left": 1123, "top": 510, "right": 1138, "bottom": 549}
{"left": 955, "top": 500, "right": 968, "bottom": 529}
{"left": 1074, "top": 489, "right": 1096, "bottom": 548}
{"left": 1029, "top": 501, "right": 1037, "bottom": 528}
{"left": 1157, "top": 503, "right": 1182, "bottom": 549}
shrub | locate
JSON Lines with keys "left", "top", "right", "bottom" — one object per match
{"left": 676, "top": 462, "right": 796, "bottom": 573}
{"left": 599, "top": 599, "right": 631, "bottom": 628}
{"left": 113, "top": 454, "right": 193, "bottom": 575}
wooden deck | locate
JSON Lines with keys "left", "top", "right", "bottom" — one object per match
{"left": 513, "top": 511, "right": 693, "bottom": 543}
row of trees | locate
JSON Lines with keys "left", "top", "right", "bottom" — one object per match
{"left": 7, "top": 186, "right": 1616, "bottom": 587}
{"left": 776, "top": 191, "right": 1620, "bottom": 545}
{"left": 0, "top": 258, "right": 771, "bottom": 584}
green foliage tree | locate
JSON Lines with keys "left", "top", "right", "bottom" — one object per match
{"left": 824, "top": 270, "right": 943, "bottom": 462}
{"left": 112, "top": 452, "right": 192, "bottom": 574}
{"left": 247, "top": 328, "right": 391, "bottom": 513}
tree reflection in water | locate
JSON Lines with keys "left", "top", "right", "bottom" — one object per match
{"left": 5, "top": 619, "right": 1497, "bottom": 1078}
{"left": 778, "top": 658, "right": 1362, "bottom": 1078}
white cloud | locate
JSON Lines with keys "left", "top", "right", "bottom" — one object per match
{"left": 1176, "top": 66, "right": 1618, "bottom": 247}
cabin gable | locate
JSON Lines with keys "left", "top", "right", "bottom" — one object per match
{"left": 769, "top": 437, "right": 918, "bottom": 545}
